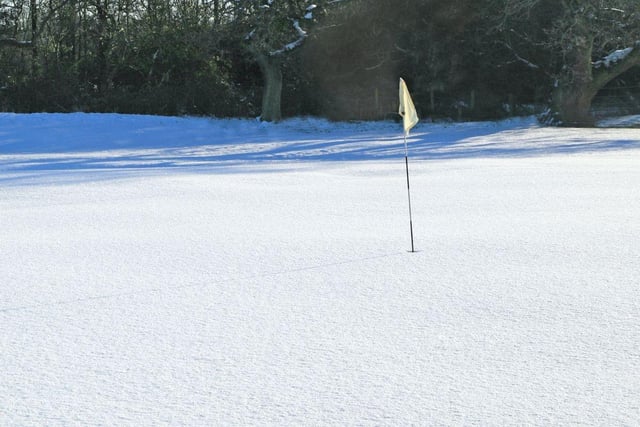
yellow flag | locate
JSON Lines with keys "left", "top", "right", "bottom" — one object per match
{"left": 399, "top": 78, "right": 419, "bottom": 135}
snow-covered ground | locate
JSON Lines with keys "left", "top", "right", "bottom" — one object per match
{"left": 1, "top": 113, "right": 639, "bottom": 425}
{"left": 598, "top": 114, "right": 640, "bottom": 128}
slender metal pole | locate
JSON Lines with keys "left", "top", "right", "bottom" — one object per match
{"left": 404, "top": 134, "right": 415, "bottom": 252}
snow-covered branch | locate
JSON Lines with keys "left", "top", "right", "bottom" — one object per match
{"left": 0, "top": 38, "right": 32, "bottom": 48}
{"left": 269, "top": 20, "right": 308, "bottom": 56}
{"left": 593, "top": 46, "right": 634, "bottom": 68}
{"left": 591, "top": 41, "right": 640, "bottom": 90}
{"left": 499, "top": 40, "right": 540, "bottom": 70}
{"left": 304, "top": 4, "right": 317, "bottom": 19}
{"left": 593, "top": 41, "right": 640, "bottom": 68}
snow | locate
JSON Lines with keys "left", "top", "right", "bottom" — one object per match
{"left": 598, "top": 114, "right": 640, "bottom": 128}
{"left": 305, "top": 3, "right": 317, "bottom": 18}
{"left": 1, "top": 113, "right": 640, "bottom": 424}
{"left": 270, "top": 20, "right": 307, "bottom": 55}
{"left": 292, "top": 19, "right": 307, "bottom": 37}
{"left": 593, "top": 46, "right": 634, "bottom": 68}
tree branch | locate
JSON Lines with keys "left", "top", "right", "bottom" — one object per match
{"left": 0, "top": 38, "right": 32, "bottom": 48}
{"left": 592, "top": 41, "right": 640, "bottom": 89}
{"left": 269, "top": 20, "right": 307, "bottom": 56}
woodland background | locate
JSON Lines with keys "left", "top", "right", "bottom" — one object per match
{"left": 1, "top": 0, "right": 639, "bottom": 124}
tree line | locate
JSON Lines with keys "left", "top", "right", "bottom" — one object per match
{"left": 1, "top": 0, "right": 639, "bottom": 125}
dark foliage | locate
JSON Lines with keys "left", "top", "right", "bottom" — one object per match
{"left": 0, "top": 0, "right": 639, "bottom": 121}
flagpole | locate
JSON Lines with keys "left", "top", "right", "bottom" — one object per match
{"left": 399, "top": 77, "right": 418, "bottom": 253}
{"left": 404, "top": 133, "right": 415, "bottom": 253}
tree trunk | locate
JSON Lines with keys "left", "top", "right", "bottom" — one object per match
{"left": 550, "top": 23, "right": 595, "bottom": 126}
{"left": 96, "top": 0, "right": 109, "bottom": 93}
{"left": 256, "top": 53, "right": 283, "bottom": 122}
{"left": 30, "top": 0, "right": 38, "bottom": 75}
{"left": 551, "top": 84, "right": 597, "bottom": 127}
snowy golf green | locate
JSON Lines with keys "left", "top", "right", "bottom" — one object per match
{"left": 1, "top": 113, "right": 639, "bottom": 424}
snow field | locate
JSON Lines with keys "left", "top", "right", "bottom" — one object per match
{"left": 1, "top": 114, "right": 640, "bottom": 424}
